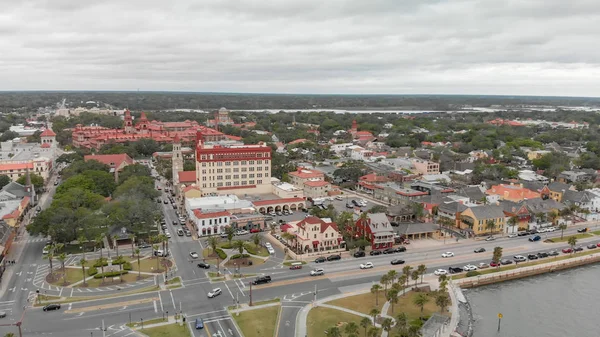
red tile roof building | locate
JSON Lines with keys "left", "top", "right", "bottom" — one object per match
{"left": 282, "top": 216, "right": 343, "bottom": 253}
{"left": 71, "top": 110, "right": 228, "bottom": 149}
{"left": 486, "top": 183, "right": 541, "bottom": 202}
{"left": 288, "top": 167, "right": 325, "bottom": 189}
{"left": 189, "top": 209, "right": 231, "bottom": 236}
{"left": 84, "top": 153, "right": 134, "bottom": 182}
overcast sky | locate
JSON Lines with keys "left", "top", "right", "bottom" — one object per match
{"left": 2, "top": 0, "right": 600, "bottom": 96}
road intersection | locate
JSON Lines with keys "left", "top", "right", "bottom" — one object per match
{"left": 2, "top": 170, "right": 599, "bottom": 336}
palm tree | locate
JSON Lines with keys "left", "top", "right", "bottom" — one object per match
{"left": 251, "top": 233, "right": 261, "bottom": 248}
{"left": 486, "top": 219, "right": 496, "bottom": 236}
{"left": 396, "top": 312, "right": 408, "bottom": 335}
{"left": 57, "top": 253, "right": 67, "bottom": 284}
{"left": 325, "top": 327, "right": 341, "bottom": 337}
{"left": 158, "top": 234, "right": 168, "bottom": 253}
{"left": 559, "top": 224, "right": 568, "bottom": 239}
{"left": 402, "top": 265, "right": 412, "bottom": 288}
{"left": 95, "top": 234, "right": 104, "bottom": 260}
{"left": 411, "top": 270, "right": 420, "bottom": 288}
{"left": 507, "top": 216, "right": 518, "bottom": 233}
{"left": 232, "top": 240, "right": 245, "bottom": 254}
{"left": 78, "top": 234, "right": 87, "bottom": 260}
{"left": 568, "top": 236, "right": 577, "bottom": 253}
{"left": 398, "top": 274, "right": 408, "bottom": 295}
{"left": 367, "top": 326, "right": 381, "bottom": 337}
{"left": 54, "top": 243, "right": 64, "bottom": 253}
{"left": 386, "top": 270, "right": 398, "bottom": 284}
{"left": 380, "top": 274, "right": 391, "bottom": 294}
{"left": 536, "top": 212, "right": 546, "bottom": 224}
{"left": 45, "top": 251, "right": 54, "bottom": 276}
{"left": 435, "top": 292, "right": 451, "bottom": 313}
{"left": 225, "top": 226, "right": 236, "bottom": 245}
{"left": 417, "top": 264, "right": 427, "bottom": 284}
{"left": 386, "top": 289, "right": 399, "bottom": 314}
{"left": 153, "top": 244, "right": 160, "bottom": 271}
{"left": 135, "top": 248, "right": 141, "bottom": 279}
{"left": 549, "top": 210, "right": 559, "bottom": 225}
{"left": 117, "top": 255, "right": 124, "bottom": 283}
{"left": 207, "top": 236, "right": 219, "bottom": 255}
{"left": 370, "top": 284, "right": 382, "bottom": 306}
{"left": 344, "top": 322, "right": 359, "bottom": 336}
{"left": 492, "top": 246, "right": 503, "bottom": 268}
{"left": 413, "top": 293, "right": 430, "bottom": 316}
{"left": 381, "top": 317, "right": 393, "bottom": 334}
{"left": 113, "top": 235, "right": 120, "bottom": 257}
{"left": 129, "top": 233, "right": 136, "bottom": 257}
{"left": 4, "top": 332, "right": 16, "bottom": 337}
{"left": 80, "top": 258, "right": 87, "bottom": 286}
{"left": 369, "top": 308, "right": 380, "bottom": 325}
{"left": 360, "top": 317, "right": 371, "bottom": 337}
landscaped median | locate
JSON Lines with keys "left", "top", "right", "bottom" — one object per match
{"left": 229, "top": 299, "right": 281, "bottom": 337}
{"left": 136, "top": 323, "right": 191, "bottom": 337}
{"left": 33, "top": 285, "right": 160, "bottom": 306}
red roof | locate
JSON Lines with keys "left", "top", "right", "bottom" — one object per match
{"left": 40, "top": 143, "right": 51, "bottom": 148}
{"left": 20, "top": 196, "right": 30, "bottom": 209}
{"left": 288, "top": 139, "right": 309, "bottom": 145}
{"left": 40, "top": 129, "right": 56, "bottom": 137}
{"left": 312, "top": 240, "right": 319, "bottom": 245}
{"left": 192, "top": 209, "right": 230, "bottom": 219}
{"left": 359, "top": 173, "right": 388, "bottom": 183}
{"left": 3, "top": 209, "right": 20, "bottom": 220}
{"left": 289, "top": 168, "right": 324, "bottom": 179}
{"left": 253, "top": 197, "right": 305, "bottom": 207}
{"left": 0, "top": 162, "right": 34, "bottom": 171}
{"left": 178, "top": 171, "right": 196, "bottom": 183}
{"left": 304, "top": 180, "right": 329, "bottom": 187}
{"left": 183, "top": 185, "right": 200, "bottom": 193}
{"left": 297, "top": 216, "right": 339, "bottom": 233}
{"left": 280, "top": 224, "right": 292, "bottom": 232}
{"left": 84, "top": 154, "right": 134, "bottom": 168}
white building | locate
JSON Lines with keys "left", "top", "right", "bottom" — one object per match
{"left": 518, "top": 170, "right": 549, "bottom": 184}
{"left": 189, "top": 209, "right": 231, "bottom": 236}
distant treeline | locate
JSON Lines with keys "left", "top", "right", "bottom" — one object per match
{"left": 1, "top": 91, "right": 600, "bottom": 111}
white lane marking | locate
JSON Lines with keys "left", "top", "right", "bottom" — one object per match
{"left": 222, "top": 281, "right": 234, "bottom": 300}
{"left": 58, "top": 287, "right": 63, "bottom": 297}
{"left": 153, "top": 300, "right": 157, "bottom": 313}
{"left": 158, "top": 291, "right": 164, "bottom": 312}
{"left": 185, "top": 309, "right": 227, "bottom": 318}
{"left": 70, "top": 288, "right": 74, "bottom": 296}
{"left": 169, "top": 290, "right": 176, "bottom": 310}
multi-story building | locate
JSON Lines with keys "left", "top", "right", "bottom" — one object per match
{"left": 0, "top": 129, "right": 58, "bottom": 181}
{"left": 282, "top": 216, "right": 343, "bottom": 253}
{"left": 486, "top": 183, "right": 541, "bottom": 202}
{"left": 288, "top": 168, "right": 325, "bottom": 189}
{"left": 195, "top": 132, "right": 272, "bottom": 196}
{"left": 411, "top": 159, "right": 440, "bottom": 175}
{"left": 355, "top": 213, "right": 395, "bottom": 250}
{"left": 189, "top": 210, "right": 231, "bottom": 237}
{"left": 460, "top": 205, "right": 506, "bottom": 236}
{"left": 84, "top": 154, "right": 134, "bottom": 182}
{"left": 303, "top": 180, "right": 333, "bottom": 200}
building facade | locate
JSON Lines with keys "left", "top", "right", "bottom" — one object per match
{"left": 355, "top": 213, "right": 395, "bottom": 250}
{"left": 288, "top": 168, "right": 325, "bottom": 189}
{"left": 284, "top": 216, "right": 343, "bottom": 253}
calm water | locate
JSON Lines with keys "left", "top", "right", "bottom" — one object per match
{"left": 466, "top": 263, "right": 600, "bottom": 337}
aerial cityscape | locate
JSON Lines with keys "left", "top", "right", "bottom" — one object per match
{"left": 2, "top": 1, "right": 600, "bottom": 337}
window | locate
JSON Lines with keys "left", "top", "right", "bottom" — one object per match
{"left": 233, "top": 161, "right": 239, "bottom": 165}
{"left": 217, "top": 176, "right": 222, "bottom": 180}
{"left": 257, "top": 173, "right": 262, "bottom": 178}
{"left": 226, "top": 175, "right": 231, "bottom": 179}
{"left": 233, "top": 174, "right": 239, "bottom": 179}
{"left": 241, "top": 161, "right": 247, "bottom": 165}
{"left": 225, "top": 168, "right": 231, "bottom": 173}
{"left": 249, "top": 160, "right": 255, "bottom": 165}
{"left": 234, "top": 181, "right": 239, "bottom": 186}
{"left": 314, "top": 234, "right": 317, "bottom": 239}
{"left": 249, "top": 174, "right": 254, "bottom": 178}
{"left": 249, "top": 180, "right": 254, "bottom": 184}
{"left": 202, "top": 163, "right": 206, "bottom": 167}
{"left": 217, "top": 182, "right": 223, "bottom": 187}
{"left": 249, "top": 167, "right": 254, "bottom": 171}
{"left": 202, "top": 169, "right": 206, "bottom": 174}
{"left": 233, "top": 168, "right": 239, "bottom": 172}
{"left": 241, "top": 174, "right": 247, "bottom": 179}
{"left": 265, "top": 173, "right": 269, "bottom": 177}
{"left": 202, "top": 177, "right": 207, "bottom": 181}
{"left": 226, "top": 182, "right": 231, "bottom": 186}
{"left": 257, "top": 166, "right": 262, "bottom": 171}
{"left": 258, "top": 160, "right": 262, "bottom": 164}
{"left": 242, "top": 181, "right": 247, "bottom": 185}
{"left": 264, "top": 166, "right": 269, "bottom": 171}
{"left": 225, "top": 161, "right": 231, "bottom": 166}
{"left": 217, "top": 169, "right": 223, "bottom": 173}
{"left": 257, "top": 180, "right": 262, "bottom": 184}
{"left": 216, "top": 162, "right": 223, "bottom": 166}
{"left": 241, "top": 167, "right": 247, "bottom": 172}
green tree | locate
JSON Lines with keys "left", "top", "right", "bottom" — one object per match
{"left": 396, "top": 313, "right": 408, "bottom": 336}
{"left": 411, "top": 270, "right": 420, "bottom": 288}
{"left": 207, "top": 236, "right": 219, "bottom": 255}
{"left": 417, "top": 264, "right": 427, "bottom": 284}
{"left": 0, "top": 175, "right": 10, "bottom": 189}
{"left": 129, "top": 233, "right": 136, "bottom": 258}
{"left": 118, "top": 164, "right": 151, "bottom": 183}
{"left": 386, "top": 289, "right": 399, "bottom": 314}
{"left": 435, "top": 292, "right": 450, "bottom": 313}
{"left": 233, "top": 240, "right": 245, "bottom": 254}
{"left": 251, "top": 233, "right": 261, "bottom": 248}
{"left": 492, "top": 246, "right": 503, "bottom": 267}
{"left": 80, "top": 258, "right": 87, "bottom": 287}
{"left": 507, "top": 216, "right": 518, "bottom": 232}
{"left": 360, "top": 317, "right": 371, "bottom": 337}
{"left": 225, "top": 226, "right": 236, "bottom": 245}
{"left": 370, "top": 284, "right": 382, "bottom": 306}
{"left": 16, "top": 173, "right": 44, "bottom": 192}
{"left": 57, "top": 253, "right": 67, "bottom": 284}
{"left": 380, "top": 274, "right": 391, "bottom": 294}
{"left": 367, "top": 326, "right": 381, "bottom": 337}
{"left": 486, "top": 219, "right": 496, "bottom": 236}
{"left": 369, "top": 308, "right": 380, "bottom": 325}
{"left": 135, "top": 248, "right": 141, "bottom": 279}
{"left": 402, "top": 265, "right": 412, "bottom": 289}
{"left": 381, "top": 317, "right": 393, "bottom": 334}
{"left": 325, "top": 327, "right": 341, "bottom": 337}
{"left": 153, "top": 244, "right": 160, "bottom": 271}
{"left": 568, "top": 236, "right": 577, "bottom": 253}
{"left": 387, "top": 270, "right": 398, "bottom": 284}
{"left": 559, "top": 224, "right": 568, "bottom": 240}
{"left": 344, "top": 322, "right": 360, "bottom": 337}
{"left": 413, "top": 293, "right": 430, "bottom": 316}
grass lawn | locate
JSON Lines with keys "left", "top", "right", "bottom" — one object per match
{"left": 306, "top": 307, "right": 363, "bottom": 337}
{"left": 132, "top": 257, "right": 166, "bottom": 273}
{"left": 139, "top": 323, "right": 191, "bottom": 337}
{"left": 202, "top": 248, "right": 220, "bottom": 264}
{"left": 244, "top": 244, "right": 270, "bottom": 257}
{"left": 389, "top": 291, "right": 446, "bottom": 335}
{"left": 283, "top": 260, "right": 307, "bottom": 266}
{"left": 166, "top": 276, "right": 181, "bottom": 285}
{"left": 327, "top": 292, "right": 385, "bottom": 315}
{"left": 592, "top": 230, "right": 600, "bottom": 236}
{"left": 79, "top": 272, "right": 149, "bottom": 288}
{"left": 233, "top": 305, "right": 279, "bottom": 337}
{"left": 127, "top": 317, "right": 166, "bottom": 328}
{"left": 48, "top": 267, "right": 86, "bottom": 286}
{"left": 452, "top": 249, "right": 600, "bottom": 280}
{"left": 548, "top": 233, "right": 593, "bottom": 242}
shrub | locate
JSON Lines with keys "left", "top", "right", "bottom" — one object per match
{"left": 220, "top": 243, "right": 233, "bottom": 249}
{"left": 230, "top": 254, "right": 250, "bottom": 260}
{"left": 244, "top": 244, "right": 258, "bottom": 255}
{"left": 214, "top": 248, "right": 227, "bottom": 260}
{"left": 93, "top": 270, "right": 129, "bottom": 279}
{"left": 93, "top": 260, "right": 109, "bottom": 267}
{"left": 87, "top": 266, "right": 98, "bottom": 276}
{"left": 113, "top": 257, "right": 127, "bottom": 265}
{"left": 466, "top": 271, "right": 480, "bottom": 277}
{"left": 123, "top": 262, "right": 133, "bottom": 271}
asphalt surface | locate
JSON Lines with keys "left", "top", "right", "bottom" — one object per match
{"left": 3, "top": 169, "right": 599, "bottom": 336}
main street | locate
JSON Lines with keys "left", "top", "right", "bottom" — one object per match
{"left": 4, "top": 169, "right": 600, "bottom": 336}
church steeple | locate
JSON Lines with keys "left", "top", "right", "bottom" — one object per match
{"left": 172, "top": 134, "right": 183, "bottom": 188}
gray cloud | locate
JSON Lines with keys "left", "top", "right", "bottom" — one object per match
{"left": 1, "top": 0, "right": 600, "bottom": 96}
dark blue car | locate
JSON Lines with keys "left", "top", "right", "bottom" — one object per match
{"left": 195, "top": 318, "right": 204, "bottom": 329}
{"left": 529, "top": 235, "right": 541, "bottom": 242}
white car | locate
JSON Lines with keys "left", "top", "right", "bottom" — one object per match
{"left": 463, "top": 264, "right": 478, "bottom": 271}
{"left": 360, "top": 262, "right": 374, "bottom": 269}
{"left": 42, "top": 245, "right": 51, "bottom": 254}
{"left": 434, "top": 269, "right": 448, "bottom": 276}
{"left": 189, "top": 252, "right": 199, "bottom": 259}
{"left": 165, "top": 232, "right": 171, "bottom": 239}
{"left": 508, "top": 233, "right": 518, "bottom": 238}
{"left": 335, "top": 196, "right": 343, "bottom": 201}
{"left": 310, "top": 268, "right": 325, "bottom": 276}
{"left": 441, "top": 252, "right": 455, "bottom": 258}
{"left": 547, "top": 227, "right": 556, "bottom": 232}
{"left": 207, "top": 288, "right": 222, "bottom": 298}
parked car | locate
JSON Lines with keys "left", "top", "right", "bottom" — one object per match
{"left": 548, "top": 250, "right": 559, "bottom": 256}
{"left": 574, "top": 246, "right": 584, "bottom": 252}
{"left": 448, "top": 267, "right": 463, "bottom": 274}
{"left": 195, "top": 318, "right": 204, "bottom": 329}
{"left": 335, "top": 196, "right": 343, "bottom": 201}
{"left": 383, "top": 248, "right": 397, "bottom": 254}
{"left": 529, "top": 235, "right": 542, "bottom": 242}
{"left": 345, "top": 203, "right": 354, "bottom": 209}
{"left": 189, "top": 252, "right": 199, "bottom": 259}
{"left": 370, "top": 250, "right": 382, "bottom": 256}
{"left": 508, "top": 233, "right": 518, "bottom": 238}
{"left": 252, "top": 276, "right": 272, "bottom": 285}
{"left": 485, "top": 236, "right": 496, "bottom": 241}
{"left": 478, "top": 263, "right": 490, "bottom": 269}
{"left": 441, "top": 252, "right": 455, "bottom": 258}
{"left": 577, "top": 227, "right": 588, "bottom": 233}
{"left": 463, "top": 265, "right": 477, "bottom": 271}
{"left": 326, "top": 254, "right": 341, "bottom": 261}
{"left": 434, "top": 269, "right": 448, "bottom": 276}
{"left": 527, "top": 254, "right": 538, "bottom": 260}
{"left": 0, "top": 311, "right": 6, "bottom": 318}
{"left": 42, "top": 304, "right": 61, "bottom": 311}
{"left": 490, "top": 261, "right": 500, "bottom": 267}
{"left": 390, "top": 259, "right": 405, "bottom": 265}
{"left": 587, "top": 244, "right": 597, "bottom": 249}
{"left": 197, "top": 262, "right": 210, "bottom": 269}
{"left": 474, "top": 248, "right": 486, "bottom": 253}
{"left": 395, "top": 246, "right": 407, "bottom": 253}
{"left": 353, "top": 251, "right": 365, "bottom": 258}
{"left": 513, "top": 255, "right": 527, "bottom": 262}
{"left": 360, "top": 262, "right": 374, "bottom": 269}
{"left": 185, "top": 230, "right": 192, "bottom": 237}
{"left": 537, "top": 252, "right": 549, "bottom": 258}
{"left": 289, "top": 263, "right": 303, "bottom": 270}
{"left": 250, "top": 228, "right": 260, "bottom": 233}
{"left": 314, "top": 257, "right": 326, "bottom": 263}
{"left": 207, "top": 288, "right": 222, "bottom": 298}
{"left": 500, "top": 259, "right": 513, "bottom": 265}
{"left": 562, "top": 248, "right": 573, "bottom": 254}
{"left": 310, "top": 268, "right": 325, "bottom": 276}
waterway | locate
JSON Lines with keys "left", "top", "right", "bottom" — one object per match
{"left": 466, "top": 263, "right": 600, "bottom": 337}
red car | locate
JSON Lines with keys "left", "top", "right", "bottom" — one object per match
{"left": 490, "top": 261, "right": 500, "bottom": 267}
{"left": 289, "top": 265, "right": 302, "bottom": 270}
{"left": 596, "top": 242, "right": 600, "bottom": 248}
{"left": 562, "top": 248, "right": 573, "bottom": 253}
{"left": 250, "top": 228, "right": 260, "bottom": 233}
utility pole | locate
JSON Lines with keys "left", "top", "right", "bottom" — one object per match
{"left": 249, "top": 282, "right": 253, "bottom": 306}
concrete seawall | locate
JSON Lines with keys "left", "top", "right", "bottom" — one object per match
{"left": 455, "top": 253, "right": 600, "bottom": 289}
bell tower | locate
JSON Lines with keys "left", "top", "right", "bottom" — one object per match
{"left": 172, "top": 134, "right": 183, "bottom": 188}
